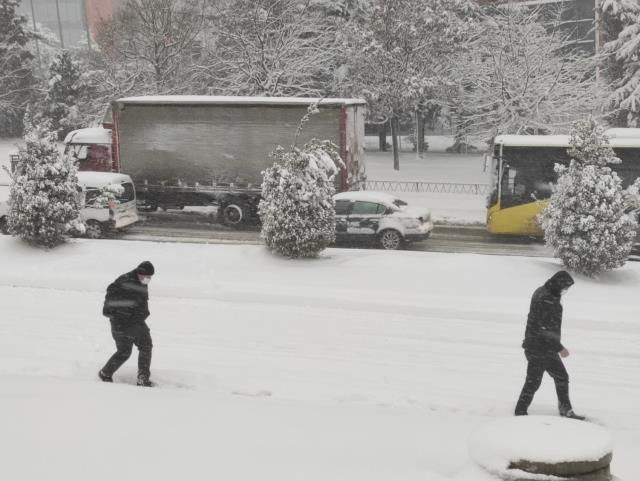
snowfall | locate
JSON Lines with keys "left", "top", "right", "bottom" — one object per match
{"left": 1, "top": 138, "right": 639, "bottom": 481}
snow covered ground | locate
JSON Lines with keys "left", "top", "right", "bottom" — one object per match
{"left": 0, "top": 237, "right": 639, "bottom": 480}
{"left": 364, "top": 149, "right": 489, "bottom": 224}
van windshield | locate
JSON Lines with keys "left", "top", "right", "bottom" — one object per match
{"left": 84, "top": 182, "right": 135, "bottom": 206}
{"left": 120, "top": 183, "right": 135, "bottom": 202}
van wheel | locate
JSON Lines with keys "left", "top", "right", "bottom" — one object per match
{"left": 85, "top": 220, "right": 104, "bottom": 239}
{"left": 379, "top": 229, "right": 402, "bottom": 250}
{"left": 0, "top": 217, "right": 8, "bottom": 235}
{"left": 138, "top": 204, "right": 158, "bottom": 212}
{"left": 220, "top": 203, "right": 244, "bottom": 226}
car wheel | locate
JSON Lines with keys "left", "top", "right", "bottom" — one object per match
{"left": 220, "top": 203, "right": 244, "bottom": 226}
{"left": 0, "top": 216, "right": 9, "bottom": 235}
{"left": 379, "top": 229, "right": 402, "bottom": 250}
{"left": 84, "top": 220, "right": 104, "bottom": 239}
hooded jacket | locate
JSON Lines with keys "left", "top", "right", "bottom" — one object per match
{"left": 522, "top": 271, "right": 574, "bottom": 353}
{"left": 102, "top": 270, "right": 150, "bottom": 328}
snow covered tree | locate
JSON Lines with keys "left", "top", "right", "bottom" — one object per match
{"left": 41, "top": 50, "right": 90, "bottom": 139}
{"left": 455, "top": 3, "right": 600, "bottom": 141}
{"left": 0, "top": 0, "right": 37, "bottom": 136}
{"left": 204, "top": 0, "right": 338, "bottom": 97}
{"left": 601, "top": 0, "right": 640, "bottom": 127}
{"left": 96, "top": 0, "right": 206, "bottom": 93}
{"left": 8, "top": 117, "right": 83, "bottom": 248}
{"left": 259, "top": 107, "right": 342, "bottom": 258}
{"left": 340, "top": 0, "right": 475, "bottom": 169}
{"left": 308, "top": 0, "right": 371, "bottom": 20}
{"left": 540, "top": 118, "right": 637, "bottom": 277}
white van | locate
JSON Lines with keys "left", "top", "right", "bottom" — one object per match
{"left": 0, "top": 184, "right": 8, "bottom": 235}
{"left": 77, "top": 171, "right": 139, "bottom": 238}
{"left": 0, "top": 172, "right": 139, "bottom": 239}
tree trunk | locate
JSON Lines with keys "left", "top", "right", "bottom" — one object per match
{"left": 378, "top": 122, "right": 388, "bottom": 152}
{"left": 416, "top": 112, "right": 426, "bottom": 157}
{"left": 391, "top": 116, "right": 400, "bottom": 170}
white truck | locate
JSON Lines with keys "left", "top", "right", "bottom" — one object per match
{"left": 63, "top": 96, "right": 367, "bottom": 225}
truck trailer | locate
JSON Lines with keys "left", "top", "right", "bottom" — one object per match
{"left": 64, "top": 96, "right": 367, "bottom": 225}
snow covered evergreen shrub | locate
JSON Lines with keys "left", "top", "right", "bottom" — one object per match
{"left": 8, "top": 119, "right": 83, "bottom": 247}
{"left": 540, "top": 118, "right": 637, "bottom": 276}
{"left": 42, "top": 50, "right": 88, "bottom": 139}
{"left": 259, "top": 139, "right": 343, "bottom": 258}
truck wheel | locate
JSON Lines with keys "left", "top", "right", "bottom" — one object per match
{"left": 221, "top": 203, "right": 244, "bottom": 226}
{"left": 84, "top": 220, "right": 104, "bottom": 239}
{"left": 0, "top": 217, "right": 8, "bottom": 235}
{"left": 379, "top": 229, "right": 402, "bottom": 250}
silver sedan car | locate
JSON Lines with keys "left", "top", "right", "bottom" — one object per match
{"left": 333, "top": 191, "right": 434, "bottom": 249}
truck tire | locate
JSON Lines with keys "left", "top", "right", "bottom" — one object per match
{"left": 220, "top": 203, "right": 245, "bottom": 226}
{"left": 84, "top": 220, "right": 104, "bottom": 239}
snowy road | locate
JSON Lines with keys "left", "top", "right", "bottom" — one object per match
{"left": 1, "top": 237, "right": 639, "bottom": 481}
{"left": 116, "top": 223, "right": 552, "bottom": 257}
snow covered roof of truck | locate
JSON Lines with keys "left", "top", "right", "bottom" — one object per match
{"left": 64, "top": 128, "right": 112, "bottom": 145}
{"left": 494, "top": 131, "right": 640, "bottom": 149}
{"left": 115, "top": 95, "right": 367, "bottom": 107}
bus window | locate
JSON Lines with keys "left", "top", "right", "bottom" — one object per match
{"left": 498, "top": 147, "right": 566, "bottom": 209}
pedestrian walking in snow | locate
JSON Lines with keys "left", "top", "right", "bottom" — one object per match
{"left": 515, "top": 270, "right": 584, "bottom": 419}
{"left": 99, "top": 261, "right": 155, "bottom": 387}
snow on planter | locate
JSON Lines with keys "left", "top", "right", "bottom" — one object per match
{"left": 469, "top": 416, "right": 613, "bottom": 480}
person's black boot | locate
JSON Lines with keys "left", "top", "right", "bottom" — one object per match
{"left": 559, "top": 404, "right": 585, "bottom": 420}
{"left": 98, "top": 370, "right": 113, "bottom": 382}
{"left": 137, "top": 375, "right": 154, "bottom": 387}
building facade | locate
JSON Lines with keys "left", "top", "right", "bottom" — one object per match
{"left": 17, "top": 0, "right": 124, "bottom": 48}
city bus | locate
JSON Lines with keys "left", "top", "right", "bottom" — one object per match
{"left": 486, "top": 129, "right": 640, "bottom": 236}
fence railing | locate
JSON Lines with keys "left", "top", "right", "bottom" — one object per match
{"left": 366, "top": 180, "right": 491, "bottom": 195}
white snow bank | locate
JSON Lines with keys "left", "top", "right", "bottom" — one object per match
{"left": 470, "top": 416, "right": 613, "bottom": 474}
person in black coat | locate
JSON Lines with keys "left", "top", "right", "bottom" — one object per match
{"left": 515, "top": 270, "right": 584, "bottom": 419}
{"left": 99, "top": 261, "right": 155, "bottom": 386}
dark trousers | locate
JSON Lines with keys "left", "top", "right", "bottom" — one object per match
{"left": 101, "top": 323, "right": 153, "bottom": 380}
{"left": 515, "top": 350, "right": 571, "bottom": 414}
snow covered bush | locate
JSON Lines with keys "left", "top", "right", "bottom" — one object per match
{"left": 259, "top": 139, "right": 343, "bottom": 258}
{"left": 42, "top": 50, "right": 89, "bottom": 139}
{"left": 8, "top": 120, "right": 83, "bottom": 248}
{"left": 540, "top": 118, "right": 637, "bottom": 276}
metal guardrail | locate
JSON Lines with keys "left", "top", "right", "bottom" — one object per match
{"left": 366, "top": 180, "right": 491, "bottom": 195}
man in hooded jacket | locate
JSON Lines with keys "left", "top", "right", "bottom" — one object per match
{"left": 99, "top": 261, "right": 155, "bottom": 387}
{"left": 515, "top": 270, "right": 584, "bottom": 419}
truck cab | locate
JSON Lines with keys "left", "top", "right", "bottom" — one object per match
{"left": 64, "top": 128, "right": 113, "bottom": 172}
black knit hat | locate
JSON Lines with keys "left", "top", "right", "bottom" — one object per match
{"left": 136, "top": 261, "right": 155, "bottom": 276}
